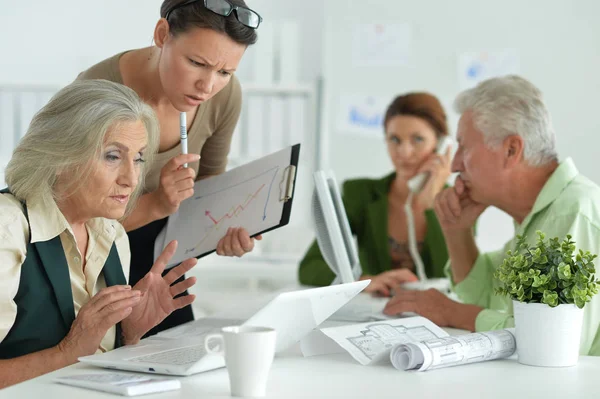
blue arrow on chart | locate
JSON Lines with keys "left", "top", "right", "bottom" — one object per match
{"left": 194, "top": 166, "right": 280, "bottom": 221}
{"left": 263, "top": 166, "right": 279, "bottom": 220}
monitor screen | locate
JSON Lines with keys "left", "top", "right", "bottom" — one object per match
{"left": 311, "top": 170, "right": 362, "bottom": 284}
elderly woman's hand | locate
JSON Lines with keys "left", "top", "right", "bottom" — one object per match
{"left": 120, "top": 240, "right": 198, "bottom": 344}
{"left": 216, "top": 227, "right": 262, "bottom": 257}
{"left": 57, "top": 285, "right": 142, "bottom": 362}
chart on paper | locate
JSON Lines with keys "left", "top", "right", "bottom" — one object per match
{"left": 183, "top": 167, "right": 279, "bottom": 255}
{"left": 157, "top": 145, "right": 298, "bottom": 267}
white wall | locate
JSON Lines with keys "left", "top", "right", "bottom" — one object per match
{"left": 0, "top": 0, "right": 323, "bottom": 258}
{"left": 235, "top": 0, "right": 324, "bottom": 83}
{"left": 321, "top": 0, "right": 600, "bottom": 251}
{"left": 0, "top": 0, "right": 322, "bottom": 311}
{"left": 232, "top": 0, "right": 325, "bottom": 257}
{"left": 0, "top": 0, "right": 163, "bottom": 86}
{"left": 0, "top": 0, "right": 163, "bottom": 185}
{"left": 2, "top": 0, "right": 600, "bottom": 269}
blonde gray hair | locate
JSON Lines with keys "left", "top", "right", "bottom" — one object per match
{"left": 5, "top": 79, "right": 159, "bottom": 217}
{"left": 454, "top": 75, "right": 557, "bottom": 166}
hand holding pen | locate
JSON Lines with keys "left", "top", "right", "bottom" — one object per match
{"left": 180, "top": 112, "right": 188, "bottom": 167}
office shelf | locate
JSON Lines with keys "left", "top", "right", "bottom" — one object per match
{"left": 240, "top": 82, "right": 315, "bottom": 96}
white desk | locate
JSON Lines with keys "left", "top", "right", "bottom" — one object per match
{"left": 3, "top": 291, "right": 600, "bottom": 398}
{"left": 3, "top": 348, "right": 599, "bottom": 399}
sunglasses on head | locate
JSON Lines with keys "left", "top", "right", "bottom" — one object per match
{"left": 165, "top": 0, "right": 262, "bottom": 29}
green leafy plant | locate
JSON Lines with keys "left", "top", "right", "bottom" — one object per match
{"left": 495, "top": 231, "right": 599, "bottom": 308}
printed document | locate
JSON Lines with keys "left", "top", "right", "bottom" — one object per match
{"left": 306, "top": 317, "right": 516, "bottom": 371}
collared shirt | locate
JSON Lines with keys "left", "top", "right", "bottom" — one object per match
{"left": 450, "top": 158, "right": 600, "bottom": 355}
{"left": 0, "top": 193, "right": 130, "bottom": 353}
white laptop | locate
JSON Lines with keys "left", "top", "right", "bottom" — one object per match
{"left": 79, "top": 280, "right": 369, "bottom": 376}
{"left": 311, "top": 171, "right": 449, "bottom": 322}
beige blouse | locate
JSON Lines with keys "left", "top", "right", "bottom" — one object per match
{"left": 0, "top": 193, "right": 131, "bottom": 353}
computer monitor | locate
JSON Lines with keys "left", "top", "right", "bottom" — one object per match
{"left": 312, "top": 170, "right": 450, "bottom": 293}
{"left": 312, "top": 170, "right": 362, "bottom": 284}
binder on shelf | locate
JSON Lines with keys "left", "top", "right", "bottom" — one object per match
{"left": 154, "top": 144, "right": 301, "bottom": 267}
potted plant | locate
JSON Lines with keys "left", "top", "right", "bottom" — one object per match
{"left": 494, "top": 231, "right": 599, "bottom": 367}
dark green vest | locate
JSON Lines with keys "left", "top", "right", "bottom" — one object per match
{"left": 0, "top": 190, "right": 127, "bottom": 359}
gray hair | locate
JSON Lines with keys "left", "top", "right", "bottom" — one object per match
{"left": 454, "top": 75, "right": 557, "bottom": 166}
{"left": 5, "top": 79, "right": 160, "bottom": 217}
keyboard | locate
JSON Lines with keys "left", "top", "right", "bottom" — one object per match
{"left": 128, "top": 344, "right": 207, "bottom": 366}
{"left": 329, "top": 295, "right": 391, "bottom": 322}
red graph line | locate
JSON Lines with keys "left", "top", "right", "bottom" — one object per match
{"left": 204, "top": 184, "right": 266, "bottom": 226}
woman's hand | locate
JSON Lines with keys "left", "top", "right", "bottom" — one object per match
{"left": 383, "top": 288, "right": 459, "bottom": 326}
{"left": 413, "top": 146, "right": 452, "bottom": 210}
{"left": 57, "top": 285, "right": 142, "bottom": 362}
{"left": 151, "top": 154, "right": 201, "bottom": 219}
{"left": 216, "top": 227, "right": 262, "bottom": 257}
{"left": 121, "top": 240, "right": 198, "bottom": 344}
{"left": 360, "top": 269, "right": 419, "bottom": 297}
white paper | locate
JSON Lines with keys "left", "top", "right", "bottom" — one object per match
{"left": 336, "top": 94, "right": 393, "bottom": 137}
{"left": 390, "top": 328, "right": 516, "bottom": 371}
{"left": 157, "top": 146, "right": 296, "bottom": 267}
{"left": 327, "top": 293, "right": 393, "bottom": 323}
{"left": 153, "top": 225, "right": 167, "bottom": 265}
{"left": 458, "top": 50, "right": 520, "bottom": 90}
{"left": 317, "top": 317, "right": 448, "bottom": 365}
{"left": 300, "top": 329, "right": 347, "bottom": 357}
{"left": 352, "top": 24, "right": 411, "bottom": 67}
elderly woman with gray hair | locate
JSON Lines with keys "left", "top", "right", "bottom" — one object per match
{"left": 0, "top": 79, "right": 199, "bottom": 387}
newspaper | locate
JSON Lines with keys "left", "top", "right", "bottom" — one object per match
{"left": 390, "top": 328, "right": 516, "bottom": 371}
{"left": 318, "top": 317, "right": 449, "bottom": 365}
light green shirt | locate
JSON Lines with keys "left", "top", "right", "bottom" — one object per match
{"left": 450, "top": 158, "right": 600, "bottom": 355}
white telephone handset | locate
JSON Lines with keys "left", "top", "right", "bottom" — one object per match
{"left": 407, "top": 136, "right": 453, "bottom": 193}
{"left": 404, "top": 136, "right": 453, "bottom": 283}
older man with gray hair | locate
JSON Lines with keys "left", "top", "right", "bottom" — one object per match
{"left": 384, "top": 75, "right": 600, "bottom": 356}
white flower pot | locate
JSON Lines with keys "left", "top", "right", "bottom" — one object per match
{"left": 513, "top": 300, "right": 584, "bottom": 367}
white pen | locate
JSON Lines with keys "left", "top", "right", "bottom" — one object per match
{"left": 180, "top": 112, "right": 188, "bottom": 167}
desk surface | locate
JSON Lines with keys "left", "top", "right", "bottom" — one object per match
{"left": 3, "top": 348, "right": 599, "bottom": 399}
{"left": 3, "top": 291, "right": 600, "bottom": 398}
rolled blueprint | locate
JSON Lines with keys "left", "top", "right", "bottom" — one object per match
{"left": 391, "top": 329, "right": 516, "bottom": 371}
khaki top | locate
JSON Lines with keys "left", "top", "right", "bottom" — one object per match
{"left": 0, "top": 193, "right": 131, "bottom": 353}
{"left": 77, "top": 51, "right": 242, "bottom": 193}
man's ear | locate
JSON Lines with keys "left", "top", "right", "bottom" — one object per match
{"left": 154, "top": 18, "right": 171, "bottom": 49}
{"left": 503, "top": 135, "right": 524, "bottom": 167}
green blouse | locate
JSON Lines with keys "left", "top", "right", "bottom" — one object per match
{"left": 298, "top": 173, "right": 449, "bottom": 286}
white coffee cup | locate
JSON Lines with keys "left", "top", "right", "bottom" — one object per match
{"left": 205, "top": 326, "right": 276, "bottom": 397}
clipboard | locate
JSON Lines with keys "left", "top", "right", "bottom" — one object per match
{"left": 154, "top": 144, "right": 301, "bottom": 267}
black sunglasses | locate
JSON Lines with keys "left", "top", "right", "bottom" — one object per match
{"left": 165, "top": 0, "right": 262, "bottom": 29}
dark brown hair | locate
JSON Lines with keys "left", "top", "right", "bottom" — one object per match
{"left": 161, "top": 0, "right": 258, "bottom": 46}
{"left": 384, "top": 92, "right": 448, "bottom": 137}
